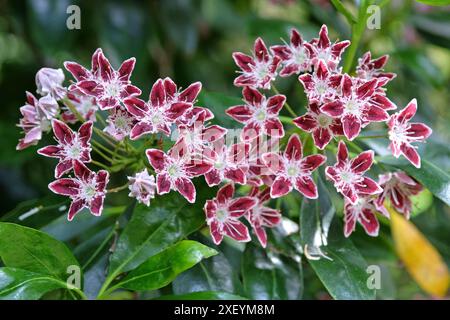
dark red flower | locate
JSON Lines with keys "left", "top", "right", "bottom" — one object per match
{"left": 376, "top": 171, "right": 423, "bottom": 219}
{"left": 387, "top": 99, "right": 432, "bottom": 168}
{"left": 326, "top": 141, "right": 382, "bottom": 204}
{"left": 356, "top": 51, "right": 396, "bottom": 83}
{"left": 293, "top": 100, "right": 343, "bottom": 150}
{"left": 233, "top": 37, "right": 281, "bottom": 89}
{"left": 48, "top": 160, "right": 109, "bottom": 221}
{"left": 262, "top": 134, "right": 326, "bottom": 199}
{"left": 38, "top": 119, "right": 93, "bottom": 178}
{"left": 246, "top": 187, "right": 282, "bottom": 247}
{"left": 226, "top": 87, "right": 285, "bottom": 141}
{"left": 64, "top": 48, "right": 141, "bottom": 110}
{"left": 343, "top": 195, "right": 383, "bottom": 237}
{"left": 204, "top": 183, "right": 256, "bottom": 245}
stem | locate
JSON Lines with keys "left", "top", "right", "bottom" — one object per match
{"left": 91, "top": 160, "right": 110, "bottom": 170}
{"left": 343, "top": 0, "right": 370, "bottom": 73}
{"left": 82, "top": 225, "right": 117, "bottom": 270}
{"left": 279, "top": 115, "right": 293, "bottom": 124}
{"left": 91, "top": 145, "right": 113, "bottom": 163}
{"left": 356, "top": 135, "right": 387, "bottom": 140}
{"left": 272, "top": 85, "right": 297, "bottom": 118}
{"left": 107, "top": 182, "right": 130, "bottom": 193}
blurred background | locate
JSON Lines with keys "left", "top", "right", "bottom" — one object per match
{"left": 0, "top": 0, "right": 449, "bottom": 299}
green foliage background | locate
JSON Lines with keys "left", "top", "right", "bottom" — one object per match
{"left": 0, "top": 0, "right": 449, "bottom": 300}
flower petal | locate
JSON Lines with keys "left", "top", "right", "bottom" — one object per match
{"left": 232, "top": 52, "right": 254, "bottom": 72}
{"left": 146, "top": 149, "right": 167, "bottom": 171}
{"left": 68, "top": 199, "right": 86, "bottom": 221}
{"left": 398, "top": 99, "right": 417, "bottom": 123}
{"left": 312, "top": 127, "right": 332, "bottom": 150}
{"left": 228, "top": 196, "right": 257, "bottom": 217}
{"left": 264, "top": 118, "right": 284, "bottom": 138}
{"left": 301, "top": 154, "right": 327, "bottom": 173}
{"left": 118, "top": 58, "right": 136, "bottom": 82}
{"left": 270, "top": 176, "right": 293, "bottom": 198}
{"left": 52, "top": 119, "right": 75, "bottom": 144}
{"left": 49, "top": 178, "right": 80, "bottom": 196}
{"left": 156, "top": 173, "right": 171, "bottom": 195}
{"left": 38, "top": 145, "right": 61, "bottom": 158}
{"left": 179, "top": 82, "right": 202, "bottom": 103}
{"left": 226, "top": 105, "right": 253, "bottom": 123}
{"left": 223, "top": 220, "right": 251, "bottom": 242}
{"left": 284, "top": 134, "right": 302, "bottom": 161}
{"left": 217, "top": 183, "right": 234, "bottom": 204}
{"left": 406, "top": 123, "right": 432, "bottom": 140}
{"left": 342, "top": 114, "right": 361, "bottom": 141}
{"left": 242, "top": 86, "right": 263, "bottom": 106}
{"left": 149, "top": 79, "right": 166, "bottom": 107}
{"left": 90, "top": 195, "right": 105, "bottom": 216}
{"left": 294, "top": 175, "right": 318, "bottom": 199}
{"left": 266, "top": 95, "right": 286, "bottom": 115}
{"left": 175, "top": 177, "right": 196, "bottom": 203}
{"left": 55, "top": 160, "right": 74, "bottom": 178}
{"left": 359, "top": 209, "right": 379, "bottom": 237}
{"left": 351, "top": 150, "right": 374, "bottom": 174}
{"left": 400, "top": 144, "right": 421, "bottom": 168}
{"left": 355, "top": 177, "right": 382, "bottom": 195}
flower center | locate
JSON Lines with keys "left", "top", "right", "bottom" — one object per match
{"left": 167, "top": 163, "right": 181, "bottom": 178}
{"left": 81, "top": 182, "right": 97, "bottom": 201}
{"left": 389, "top": 123, "right": 408, "bottom": 143}
{"left": 317, "top": 114, "right": 332, "bottom": 127}
{"left": 115, "top": 114, "right": 131, "bottom": 130}
{"left": 255, "top": 109, "right": 267, "bottom": 122}
{"left": 104, "top": 81, "right": 122, "bottom": 98}
{"left": 214, "top": 161, "right": 225, "bottom": 170}
{"left": 65, "top": 139, "right": 85, "bottom": 160}
{"left": 315, "top": 81, "right": 328, "bottom": 95}
{"left": 287, "top": 165, "right": 298, "bottom": 177}
{"left": 252, "top": 62, "right": 270, "bottom": 80}
{"left": 215, "top": 208, "right": 229, "bottom": 222}
{"left": 340, "top": 170, "right": 356, "bottom": 184}
{"left": 293, "top": 48, "right": 306, "bottom": 65}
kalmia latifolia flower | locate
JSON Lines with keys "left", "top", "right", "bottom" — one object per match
{"left": 387, "top": 99, "right": 432, "bottom": 168}
{"left": 246, "top": 187, "right": 282, "bottom": 248}
{"left": 38, "top": 119, "right": 93, "bottom": 178}
{"left": 270, "top": 28, "right": 313, "bottom": 76}
{"left": 204, "top": 142, "right": 249, "bottom": 187}
{"left": 49, "top": 160, "right": 109, "bottom": 221}
{"left": 306, "top": 24, "right": 350, "bottom": 70}
{"left": 16, "top": 92, "right": 59, "bottom": 150}
{"left": 232, "top": 37, "right": 281, "bottom": 89}
{"left": 204, "top": 183, "right": 256, "bottom": 245}
{"left": 321, "top": 74, "right": 389, "bottom": 140}
{"left": 293, "top": 100, "right": 343, "bottom": 150}
{"left": 35, "top": 67, "right": 67, "bottom": 100}
{"left": 176, "top": 122, "right": 227, "bottom": 155}
{"left": 226, "top": 87, "right": 286, "bottom": 141}
{"left": 356, "top": 52, "right": 396, "bottom": 82}
{"left": 128, "top": 169, "right": 157, "bottom": 206}
{"left": 104, "top": 107, "right": 136, "bottom": 141}
{"left": 146, "top": 140, "right": 212, "bottom": 203}
{"left": 343, "top": 195, "right": 385, "bottom": 238}
{"left": 124, "top": 79, "right": 192, "bottom": 139}
{"left": 325, "top": 141, "right": 382, "bottom": 204}
{"left": 262, "top": 134, "right": 326, "bottom": 199}
{"left": 376, "top": 171, "right": 423, "bottom": 219}
{"left": 64, "top": 48, "right": 141, "bottom": 110}
{"left": 298, "top": 60, "right": 341, "bottom": 104}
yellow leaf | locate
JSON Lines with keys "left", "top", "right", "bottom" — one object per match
{"left": 390, "top": 208, "right": 449, "bottom": 297}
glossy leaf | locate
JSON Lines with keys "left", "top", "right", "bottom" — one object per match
{"left": 379, "top": 156, "right": 450, "bottom": 206}
{"left": 306, "top": 220, "right": 375, "bottom": 300}
{"left": 114, "top": 241, "right": 217, "bottom": 291}
{"left": 108, "top": 193, "right": 206, "bottom": 278}
{"left": 0, "top": 267, "right": 68, "bottom": 300}
{"left": 0, "top": 223, "right": 80, "bottom": 281}
{"left": 242, "top": 244, "right": 302, "bottom": 300}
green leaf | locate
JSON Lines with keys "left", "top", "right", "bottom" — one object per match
{"left": 306, "top": 220, "right": 375, "bottom": 300}
{"left": 414, "top": 0, "right": 450, "bottom": 6}
{"left": 172, "top": 250, "right": 242, "bottom": 295}
{"left": 242, "top": 244, "right": 302, "bottom": 300}
{"left": 379, "top": 156, "right": 450, "bottom": 206}
{"left": 300, "top": 178, "right": 335, "bottom": 256}
{"left": 0, "top": 267, "right": 68, "bottom": 300}
{"left": 113, "top": 241, "right": 217, "bottom": 291}
{"left": 0, "top": 223, "right": 80, "bottom": 281}
{"left": 107, "top": 193, "right": 206, "bottom": 279}
{"left": 156, "top": 291, "right": 247, "bottom": 300}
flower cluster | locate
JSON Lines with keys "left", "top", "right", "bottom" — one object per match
{"left": 16, "top": 24, "right": 432, "bottom": 249}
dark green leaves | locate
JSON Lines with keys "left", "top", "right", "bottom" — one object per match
{"left": 197, "top": 91, "right": 242, "bottom": 128}
{"left": 157, "top": 291, "right": 247, "bottom": 300}
{"left": 0, "top": 223, "right": 80, "bottom": 280}
{"left": 379, "top": 156, "right": 450, "bottom": 206}
{"left": 113, "top": 241, "right": 217, "bottom": 291}
{"left": 242, "top": 244, "right": 302, "bottom": 300}
{"left": 0, "top": 268, "right": 68, "bottom": 300}
{"left": 107, "top": 193, "right": 206, "bottom": 279}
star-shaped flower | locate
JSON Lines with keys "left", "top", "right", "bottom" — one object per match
{"left": 124, "top": 79, "right": 192, "bottom": 139}
{"left": 321, "top": 74, "right": 389, "bottom": 140}
{"left": 38, "top": 119, "right": 93, "bottom": 178}
{"left": 204, "top": 142, "right": 249, "bottom": 187}
{"left": 325, "top": 141, "right": 382, "bottom": 204}
{"left": 270, "top": 28, "right": 313, "bottom": 76}
{"left": 293, "top": 100, "right": 343, "bottom": 150}
{"left": 343, "top": 195, "right": 384, "bottom": 237}
{"left": 62, "top": 91, "right": 98, "bottom": 124}
{"left": 35, "top": 67, "right": 67, "bottom": 100}
{"left": 262, "top": 134, "right": 326, "bottom": 199}
{"left": 356, "top": 51, "right": 396, "bottom": 82}
{"left": 305, "top": 24, "right": 350, "bottom": 70}
{"left": 226, "top": 87, "right": 285, "bottom": 141}
{"left": 387, "top": 99, "right": 432, "bottom": 168}
{"left": 376, "top": 171, "right": 423, "bottom": 219}
{"left": 204, "top": 183, "right": 257, "bottom": 245}
{"left": 64, "top": 48, "right": 141, "bottom": 110}
{"left": 146, "top": 140, "right": 212, "bottom": 203}
{"left": 246, "top": 187, "right": 282, "bottom": 248}
{"left": 48, "top": 160, "right": 109, "bottom": 221}
{"left": 298, "top": 60, "right": 341, "bottom": 104}
{"left": 104, "top": 107, "right": 136, "bottom": 141}
{"left": 232, "top": 37, "right": 281, "bottom": 89}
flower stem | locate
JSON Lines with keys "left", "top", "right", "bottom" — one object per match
{"left": 271, "top": 85, "right": 297, "bottom": 118}
{"left": 91, "top": 160, "right": 110, "bottom": 170}
{"left": 107, "top": 182, "right": 129, "bottom": 193}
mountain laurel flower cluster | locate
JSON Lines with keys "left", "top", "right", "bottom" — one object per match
{"left": 16, "top": 25, "right": 432, "bottom": 251}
